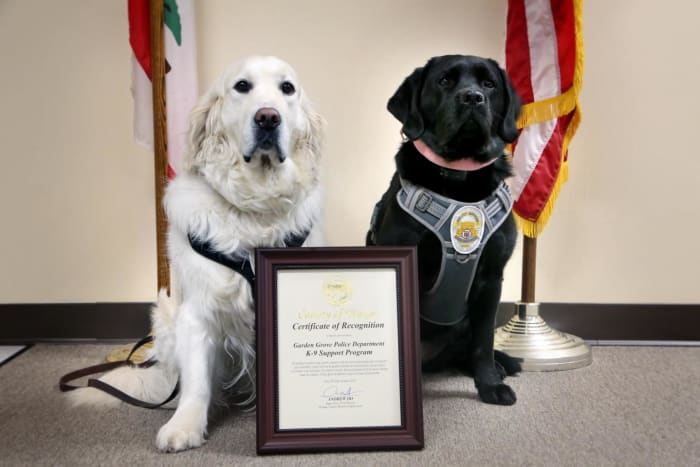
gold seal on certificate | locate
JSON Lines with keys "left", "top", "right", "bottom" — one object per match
{"left": 255, "top": 247, "right": 423, "bottom": 454}
{"left": 322, "top": 276, "right": 352, "bottom": 306}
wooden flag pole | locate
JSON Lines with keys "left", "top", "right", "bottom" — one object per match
{"left": 150, "top": 0, "right": 170, "bottom": 293}
{"left": 107, "top": 0, "right": 168, "bottom": 363}
{"left": 107, "top": 1, "right": 169, "bottom": 364}
{"left": 521, "top": 235, "right": 536, "bottom": 303}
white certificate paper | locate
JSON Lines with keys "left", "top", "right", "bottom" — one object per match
{"left": 276, "top": 268, "right": 402, "bottom": 430}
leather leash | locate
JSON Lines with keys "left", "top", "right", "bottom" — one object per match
{"left": 59, "top": 335, "right": 179, "bottom": 409}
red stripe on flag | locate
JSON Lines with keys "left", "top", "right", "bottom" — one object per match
{"left": 128, "top": 0, "right": 152, "bottom": 80}
{"left": 552, "top": 0, "right": 575, "bottom": 92}
{"left": 505, "top": 0, "right": 534, "bottom": 104}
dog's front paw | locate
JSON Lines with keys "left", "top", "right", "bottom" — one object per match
{"left": 156, "top": 411, "right": 207, "bottom": 453}
{"left": 477, "top": 382, "right": 517, "bottom": 406}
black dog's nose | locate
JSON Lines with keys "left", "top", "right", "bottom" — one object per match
{"left": 254, "top": 107, "right": 281, "bottom": 130}
{"left": 461, "top": 90, "right": 485, "bottom": 106}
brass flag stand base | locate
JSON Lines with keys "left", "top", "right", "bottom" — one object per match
{"left": 494, "top": 302, "right": 592, "bottom": 371}
{"left": 500, "top": 236, "right": 593, "bottom": 372}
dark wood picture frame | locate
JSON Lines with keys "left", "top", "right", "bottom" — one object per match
{"left": 255, "top": 246, "right": 424, "bottom": 454}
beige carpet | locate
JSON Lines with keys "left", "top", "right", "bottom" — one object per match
{"left": 1, "top": 344, "right": 698, "bottom": 466}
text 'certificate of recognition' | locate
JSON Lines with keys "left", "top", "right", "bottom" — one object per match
{"left": 276, "top": 268, "right": 401, "bottom": 430}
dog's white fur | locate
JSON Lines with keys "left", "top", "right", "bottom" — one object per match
{"left": 67, "top": 56, "right": 324, "bottom": 452}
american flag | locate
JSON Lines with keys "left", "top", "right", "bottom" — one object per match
{"left": 506, "top": 0, "right": 584, "bottom": 237}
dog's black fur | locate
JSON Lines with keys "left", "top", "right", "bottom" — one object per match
{"left": 367, "top": 55, "right": 522, "bottom": 405}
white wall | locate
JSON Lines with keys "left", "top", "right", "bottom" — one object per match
{"left": 535, "top": 0, "right": 700, "bottom": 303}
{"left": 0, "top": 0, "right": 698, "bottom": 304}
{"left": 0, "top": 1, "right": 156, "bottom": 303}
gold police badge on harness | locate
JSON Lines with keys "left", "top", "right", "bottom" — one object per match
{"left": 450, "top": 206, "right": 485, "bottom": 254}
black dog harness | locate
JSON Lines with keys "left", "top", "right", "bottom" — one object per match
{"left": 187, "top": 229, "right": 311, "bottom": 291}
{"left": 396, "top": 177, "right": 512, "bottom": 325}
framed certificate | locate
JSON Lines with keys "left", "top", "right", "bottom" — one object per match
{"left": 255, "top": 246, "right": 423, "bottom": 454}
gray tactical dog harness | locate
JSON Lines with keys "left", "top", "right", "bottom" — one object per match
{"left": 396, "top": 177, "right": 513, "bottom": 325}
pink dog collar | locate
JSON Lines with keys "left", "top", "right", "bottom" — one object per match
{"left": 413, "top": 139, "right": 497, "bottom": 172}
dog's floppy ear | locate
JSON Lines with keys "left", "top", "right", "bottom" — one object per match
{"left": 387, "top": 66, "right": 426, "bottom": 140}
{"left": 300, "top": 94, "right": 325, "bottom": 163}
{"left": 183, "top": 90, "right": 227, "bottom": 172}
{"left": 492, "top": 60, "right": 522, "bottom": 144}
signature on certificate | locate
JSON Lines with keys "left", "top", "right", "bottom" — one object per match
{"left": 321, "top": 385, "right": 362, "bottom": 400}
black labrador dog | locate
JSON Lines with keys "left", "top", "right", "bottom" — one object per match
{"left": 367, "top": 55, "right": 522, "bottom": 405}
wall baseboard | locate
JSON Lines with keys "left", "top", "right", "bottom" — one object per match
{"left": 0, "top": 303, "right": 151, "bottom": 343}
{"left": 0, "top": 302, "right": 698, "bottom": 343}
{"left": 496, "top": 302, "right": 699, "bottom": 341}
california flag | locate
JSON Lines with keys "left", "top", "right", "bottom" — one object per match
{"left": 128, "top": 0, "right": 198, "bottom": 178}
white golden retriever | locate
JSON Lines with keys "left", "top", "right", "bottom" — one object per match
{"left": 69, "top": 56, "right": 324, "bottom": 452}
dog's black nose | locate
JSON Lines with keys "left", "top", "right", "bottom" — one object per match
{"left": 461, "top": 90, "right": 485, "bottom": 106}
{"left": 254, "top": 108, "right": 281, "bottom": 130}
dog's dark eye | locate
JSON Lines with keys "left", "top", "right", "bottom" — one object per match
{"left": 280, "top": 81, "right": 296, "bottom": 95}
{"left": 233, "top": 80, "right": 251, "bottom": 93}
{"left": 482, "top": 80, "right": 496, "bottom": 89}
{"left": 438, "top": 76, "right": 451, "bottom": 87}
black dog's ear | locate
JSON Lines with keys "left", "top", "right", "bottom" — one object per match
{"left": 493, "top": 61, "right": 522, "bottom": 144}
{"left": 387, "top": 66, "right": 426, "bottom": 140}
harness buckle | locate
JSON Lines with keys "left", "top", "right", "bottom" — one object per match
{"left": 415, "top": 192, "right": 432, "bottom": 212}
{"left": 455, "top": 253, "right": 476, "bottom": 264}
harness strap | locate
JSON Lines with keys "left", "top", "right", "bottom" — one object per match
{"left": 188, "top": 234, "right": 256, "bottom": 290}
{"left": 187, "top": 228, "right": 312, "bottom": 291}
{"left": 59, "top": 335, "right": 180, "bottom": 409}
